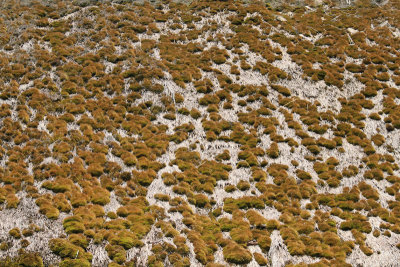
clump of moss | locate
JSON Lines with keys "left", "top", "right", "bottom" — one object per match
{"left": 210, "top": 47, "right": 229, "bottom": 64}
{"left": 237, "top": 180, "right": 250, "bottom": 191}
{"left": 307, "top": 145, "right": 321, "bottom": 155}
{"left": 41, "top": 178, "right": 73, "bottom": 193}
{"left": 340, "top": 218, "right": 372, "bottom": 233}
{"left": 230, "top": 224, "right": 253, "bottom": 244}
{"left": 253, "top": 252, "right": 268, "bottom": 265}
{"left": 0, "top": 242, "right": 8, "bottom": 251}
{"left": 60, "top": 259, "right": 90, "bottom": 267}
{"left": 223, "top": 241, "right": 252, "bottom": 264}
{"left": 317, "top": 138, "right": 337, "bottom": 149}
{"left": 154, "top": 194, "right": 170, "bottom": 202}
{"left": 371, "top": 134, "right": 385, "bottom": 146}
{"left": 68, "top": 234, "right": 89, "bottom": 249}
{"left": 35, "top": 196, "right": 60, "bottom": 219}
{"left": 9, "top": 228, "right": 21, "bottom": 239}
{"left": 266, "top": 142, "right": 279, "bottom": 158}
{"left": 193, "top": 194, "right": 210, "bottom": 208}
{"left": 106, "top": 244, "right": 126, "bottom": 264}
{"left": 358, "top": 182, "right": 379, "bottom": 200}
{"left": 16, "top": 251, "right": 44, "bottom": 267}
{"left": 87, "top": 163, "right": 104, "bottom": 176}
{"left": 225, "top": 184, "right": 236, "bottom": 192}
{"left": 314, "top": 162, "right": 329, "bottom": 174}
{"left": 223, "top": 196, "right": 264, "bottom": 213}
{"left": 252, "top": 168, "right": 267, "bottom": 182}
{"left": 63, "top": 216, "right": 85, "bottom": 234}
{"left": 342, "top": 165, "right": 359, "bottom": 177}
{"left": 246, "top": 210, "right": 267, "bottom": 228}
{"left": 6, "top": 194, "right": 20, "bottom": 209}
{"left": 109, "top": 230, "right": 143, "bottom": 249}
{"left": 363, "top": 168, "right": 384, "bottom": 181}
{"left": 215, "top": 150, "right": 230, "bottom": 161}
{"left": 90, "top": 186, "right": 110, "bottom": 205}
{"left": 271, "top": 84, "right": 291, "bottom": 96}
{"left": 49, "top": 238, "right": 92, "bottom": 261}
{"left": 345, "top": 63, "right": 365, "bottom": 73}
{"left": 296, "top": 170, "right": 312, "bottom": 180}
